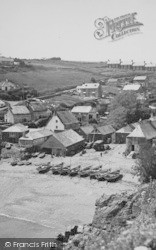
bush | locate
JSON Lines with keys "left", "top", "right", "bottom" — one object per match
{"left": 134, "top": 142, "right": 156, "bottom": 183}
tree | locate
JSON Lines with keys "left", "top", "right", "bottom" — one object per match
{"left": 134, "top": 142, "right": 156, "bottom": 183}
{"left": 106, "top": 106, "right": 127, "bottom": 130}
{"left": 90, "top": 77, "right": 97, "bottom": 83}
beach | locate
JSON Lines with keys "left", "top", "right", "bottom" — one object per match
{"left": 0, "top": 144, "right": 138, "bottom": 238}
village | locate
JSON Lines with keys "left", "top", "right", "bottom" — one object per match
{"left": 0, "top": 57, "right": 155, "bottom": 182}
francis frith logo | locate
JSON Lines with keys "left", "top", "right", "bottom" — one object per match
{"left": 94, "top": 12, "right": 143, "bottom": 41}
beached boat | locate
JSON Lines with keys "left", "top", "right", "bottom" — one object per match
{"left": 38, "top": 152, "right": 46, "bottom": 158}
{"left": 32, "top": 152, "right": 39, "bottom": 158}
{"left": 51, "top": 163, "right": 64, "bottom": 175}
{"left": 69, "top": 165, "right": 81, "bottom": 177}
{"left": 59, "top": 165, "right": 71, "bottom": 176}
{"left": 37, "top": 164, "right": 51, "bottom": 174}
{"left": 11, "top": 161, "right": 17, "bottom": 166}
{"left": 104, "top": 173, "right": 123, "bottom": 182}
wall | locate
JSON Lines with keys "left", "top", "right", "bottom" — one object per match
{"left": 46, "top": 115, "right": 65, "bottom": 132}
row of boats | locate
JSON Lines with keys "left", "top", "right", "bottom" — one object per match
{"left": 36, "top": 163, "right": 123, "bottom": 182}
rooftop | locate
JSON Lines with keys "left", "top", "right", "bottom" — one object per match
{"left": 57, "top": 110, "right": 79, "bottom": 124}
{"left": 54, "top": 129, "right": 84, "bottom": 147}
{"left": 10, "top": 105, "right": 30, "bottom": 115}
{"left": 133, "top": 76, "right": 147, "bottom": 81}
{"left": 123, "top": 84, "right": 141, "bottom": 91}
{"left": 78, "top": 83, "right": 100, "bottom": 89}
{"left": 3, "top": 123, "right": 29, "bottom": 133}
{"left": 71, "top": 106, "right": 93, "bottom": 113}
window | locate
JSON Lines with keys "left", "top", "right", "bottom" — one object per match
{"left": 56, "top": 119, "right": 58, "bottom": 123}
{"left": 56, "top": 126, "right": 58, "bottom": 129}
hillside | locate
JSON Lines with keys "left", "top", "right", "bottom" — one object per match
{"left": 0, "top": 59, "right": 155, "bottom": 95}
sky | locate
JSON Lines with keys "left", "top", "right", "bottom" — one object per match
{"left": 0, "top": 0, "right": 155, "bottom": 62}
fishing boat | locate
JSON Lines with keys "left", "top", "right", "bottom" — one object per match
{"left": 69, "top": 165, "right": 81, "bottom": 177}
{"left": 39, "top": 152, "right": 46, "bottom": 158}
{"left": 104, "top": 173, "right": 123, "bottom": 182}
{"left": 11, "top": 161, "right": 17, "bottom": 166}
{"left": 32, "top": 152, "right": 39, "bottom": 157}
{"left": 59, "top": 165, "right": 71, "bottom": 176}
{"left": 37, "top": 164, "right": 51, "bottom": 174}
{"left": 51, "top": 162, "right": 64, "bottom": 175}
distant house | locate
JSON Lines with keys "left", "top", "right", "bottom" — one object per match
{"left": 145, "top": 63, "right": 156, "bottom": 71}
{"left": 76, "top": 83, "right": 102, "bottom": 98}
{"left": 46, "top": 110, "right": 80, "bottom": 132}
{"left": 133, "top": 76, "right": 148, "bottom": 88}
{"left": 123, "top": 84, "right": 141, "bottom": 92}
{"left": 77, "top": 125, "right": 94, "bottom": 141}
{"left": 41, "top": 129, "right": 85, "bottom": 156}
{"left": 27, "top": 101, "right": 50, "bottom": 121}
{"left": 107, "top": 78, "right": 119, "bottom": 86}
{"left": 4, "top": 105, "right": 31, "bottom": 124}
{"left": 0, "top": 57, "right": 14, "bottom": 66}
{"left": 132, "top": 62, "right": 146, "bottom": 71}
{"left": 120, "top": 61, "right": 133, "bottom": 70}
{"left": 19, "top": 129, "right": 53, "bottom": 148}
{"left": 0, "top": 79, "right": 20, "bottom": 91}
{"left": 126, "top": 120, "right": 156, "bottom": 153}
{"left": 115, "top": 123, "right": 138, "bottom": 143}
{"left": 107, "top": 60, "right": 121, "bottom": 68}
{"left": 2, "top": 123, "right": 29, "bottom": 143}
{"left": 71, "top": 106, "right": 98, "bottom": 122}
{"left": 90, "top": 125, "right": 115, "bottom": 143}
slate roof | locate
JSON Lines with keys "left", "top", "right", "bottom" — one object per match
{"left": 57, "top": 110, "right": 79, "bottom": 124}
{"left": 80, "top": 125, "right": 94, "bottom": 135}
{"left": 3, "top": 123, "right": 29, "bottom": 133}
{"left": 127, "top": 120, "right": 156, "bottom": 140}
{"left": 71, "top": 106, "right": 93, "bottom": 113}
{"left": 133, "top": 76, "right": 147, "bottom": 81}
{"left": 41, "top": 129, "right": 84, "bottom": 148}
{"left": 123, "top": 84, "right": 141, "bottom": 91}
{"left": 11, "top": 105, "right": 30, "bottom": 115}
{"left": 97, "top": 125, "right": 115, "bottom": 135}
{"left": 20, "top": 129, "right": 52, "bottom": 140}
{"left": 116, "top": 124, "right": 135, "bottom": 134}
{"left": 29, "top": 102, "right": 47, "bottom": 112}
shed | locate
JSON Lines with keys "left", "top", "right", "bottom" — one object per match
{"left": 115, "top": 124, "right": 135, "bottom": 143}
{"left": 4, "top": 105, "right": 31, "bottom": 124}
{"left": 2, "top": 123, "right": 29, "bottom": 143}
{"left": 90, "top": 125, "right": 115, "bottom": 143}
{"left": 41, "top": 129, "right": 85, "bottom": 156}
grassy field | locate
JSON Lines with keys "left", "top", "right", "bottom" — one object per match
{"left": 0, "top": 59, "right": 155, "bottom": 95}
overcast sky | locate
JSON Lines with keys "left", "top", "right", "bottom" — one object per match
{"left": 0, "top": 0, "right": 155, "bottom": 62}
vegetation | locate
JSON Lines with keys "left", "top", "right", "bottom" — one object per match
{"left": 107, "top": 91, "right": 151, "bottom": 129}
{"left": 134, "top": 142, "right": 156, "bottom": 183}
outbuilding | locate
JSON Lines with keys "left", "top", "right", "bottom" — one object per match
{"left": 41, "top": 129, "right": 85, "bottom": 156}
{"left": 2, "top": 123, "right": 29, "bottom": 143}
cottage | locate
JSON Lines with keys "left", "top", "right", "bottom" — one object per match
{"left": 41, "top": 129, "right": 85, "bottom": 156}
{"left": 133, "top": 76, "right": 148, "bottom": 88}
{"left": 27, "top": 100, "right": 50, "bottom": 121}
{"left": 132, "top": 62, "right": 146, "bottom": 71}
{"left": 90, "top": 125, "right": 115, "bottom": 143}
{"left": 71, "top": 106, "right": 98, "bottom": 122}
{"left": 46, "top": 110, "right": 79, "bottom": 132}
{"left": 0, "top": 57, "right": 14, "bottom": 66}
{"left": 107, "top": 60, "right": 121, "bottom": 68}
{"left": 77, "top": 125, "right": 94, "bottom": 141}
{"left": 145, "top": 63, "right": 156, "bottom": 71}
{"left": 19, "top": 129, "right": 53, "bottom": 148}
{"left": 5, "top": 105, "right": 31, "bottom": 124}
{"left": 2, "top": 123, "right": 29, "bottom": 143}
{"left": 126, "top": 120, "right": 156, "bottom": 153}
{"left": 0, "top": 79, "right": 20, "bottom": 91}
{"left": 76, "top": 83, "right": 102, "bottom": 98}
{"left": 115, "top": 124, "right": 137, "bottom": 143}
{"left": 120, "top": 61, "right": 133, "bottom": 69}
